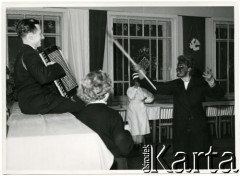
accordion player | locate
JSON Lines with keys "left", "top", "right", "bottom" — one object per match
{"left": 39, "top": 45, "right": 78, "bottom": 98}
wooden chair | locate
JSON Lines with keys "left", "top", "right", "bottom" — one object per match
{"left": 218, "top": 105, "right": 234, "bottom": 138}
{"left": 158, "top": 104, "right": 174, "bottom": 143}
{"left": 204, "top": 105, "right": 219, "bottom": 139}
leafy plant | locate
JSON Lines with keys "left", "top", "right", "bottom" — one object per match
{"left": 6, "top": 66, "right": 16, "bottom": 107}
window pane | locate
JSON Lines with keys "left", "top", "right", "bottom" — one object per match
{"left": 7, "top": 14, "right": 24, "bottom": 33}
{"left": 123, "top": 39, "right": 128, "bottom": 81}
{"left": 114, "top": 39, "right": 123, "bottom": 81}
{"left": 113, "top": 19, "right": 127, "bottom": 36}
{"left": 44, "top": 20, "right": 56, "bottom": 33}
{"left": 158, "top": 40, "right": 163, "bottom": 79}
{"left": 130, "top": 39, "right": 150, "bottom": 75}
{"left": 216, "top": 24, "right": 228, "bottom": 39}
{"left": 8, "top": 36, "right": 23, "bottom": 72}
{"left": 123, "top": 23, "right": 128, "bottom": 36}
{"left": 144, "top": 24, "right": 149, "bottom": 36}
{"left": 229, "top": 42, "right": 234, "bottom": 93}
{"left": 137, "top": 24, "right": 142, "bottom": 36}
{"left": 124, "top": 83, "right": 129, "bottom": 95}
{"left": 145, "top": 20, "right": 156, "bottom": 37}
{"left": 116, "top": 23, "right": 122, "bottom": 35}
{"left": 130, "top": 23, "right": 136, "bottom": 36}
{"left": 151, "top": 24, "right": 156, "bottom": 36}
{"left": 151, "top": 40, "right": 157, "bottom": 80}
{"left": 166, "top": 39, "right": 172, "bottom": 80}
{"left": 43, "top": 16, "right": 59, "bottom": 34}
{"left": 43, "top": 37, "right": 56, "bottom": 48}
{"left": 114, "top": 83, "right": 123, "bottom": 96}
{"left": 158, "top": 25, "right": 163, "bottom": 37}
{"left": 130, "top": 19, "right": 141, "bottom": 36}
{"left": 229, "top": 24, "right": 234, "bottom": 39}
{"left": 216, "top": 41, "right": 227, "bottom": 79}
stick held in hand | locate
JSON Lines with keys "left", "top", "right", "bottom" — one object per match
{"left": 107, "top": 31, "right": 156, "bottom": 90}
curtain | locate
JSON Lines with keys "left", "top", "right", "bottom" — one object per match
{"left": 89, "top": 10, "right": 107, "bottom": 71}
{"left": 182, "top": 16, "right": 205, "bottom": 76}
{"left": 63, "top": 9, "right": 89, "bottom": 87}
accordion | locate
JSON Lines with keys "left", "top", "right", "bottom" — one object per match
{"left": 39, "top": 45, "right": 78, "bottom": 98}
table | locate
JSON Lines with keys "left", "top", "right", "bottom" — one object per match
{"left": 203, "top": 100, "right": 234, "bottom": 106}
{"left": 6, "top": 103, "right": 114, "bottom": 174}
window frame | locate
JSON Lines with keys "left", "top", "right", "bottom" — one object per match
{"left": 107, "top": 11, "right": 178, "bottom": 99}
{"left": 6, "top": 9, "right": 64, "bottom": 67}
{"left": 212, "top": 18, "right": 234, "bottom": 98}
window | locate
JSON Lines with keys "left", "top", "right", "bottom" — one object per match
{"left": 6, "top": 11, "right": 62, "bottom": 73}
{"left": 214, "top": 21, "right": 234, "bottom": 96}
{"left": 109, "top": 14, "right": 174, "bottom": 97}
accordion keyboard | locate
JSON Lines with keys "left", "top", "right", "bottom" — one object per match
{"left": 39, "top": 46, "right": 78, "bottom": 98}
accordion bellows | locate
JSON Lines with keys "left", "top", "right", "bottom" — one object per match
{"left": 39, "top": 45, "right": 78, "bottom": 98}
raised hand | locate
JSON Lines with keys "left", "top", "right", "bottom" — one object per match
{"left": 202, "top": 67, "right": 214, "bottom": 82}
{"left": 133, "top": 64, "right": 145, "bottom": 80}
{"left": 133, "top": 64, "right": 157, "bottom": 90}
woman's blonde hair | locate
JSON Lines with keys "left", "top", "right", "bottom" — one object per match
{"left": 78, "top": 70, "right": 112, "bottom": 103}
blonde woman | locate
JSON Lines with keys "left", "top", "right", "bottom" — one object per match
{"left": 76, "top": 71, "right": 133, "bottom": 162}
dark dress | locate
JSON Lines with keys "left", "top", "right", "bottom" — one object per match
{"left": 76, "top": 103, "right": 134, "bottom": 157}
{"left": 14, "top": 44, "right": 85, "bottom": 114}
{"left": 140, "top": 77, "right": 225, "bottom": 157}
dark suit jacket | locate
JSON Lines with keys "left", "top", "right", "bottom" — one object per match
{"left": 140, "top": 77, "right": 225, "bottom": 154}
{"left": 14, "top": 44, "right": 68, "bottom": 114}
{"left": 76, "top": 103, "right": 134, "bottom": 157}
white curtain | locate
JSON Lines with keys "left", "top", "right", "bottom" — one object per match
{"left": 62, "top": 9, "right": 89, "bottom": 87}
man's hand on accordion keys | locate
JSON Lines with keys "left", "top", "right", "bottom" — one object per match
{"left": 46, "top": 61, "right": 56, "bottom": 66}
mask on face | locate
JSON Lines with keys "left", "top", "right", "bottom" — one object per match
{"left": 176, "top": 63, "right": 190, "bottom": 78}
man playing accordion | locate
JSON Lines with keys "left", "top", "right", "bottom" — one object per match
{"left": 14, "top": 18, "right": 85, "bottom": 114}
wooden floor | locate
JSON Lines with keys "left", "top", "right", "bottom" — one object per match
{"left": 126, "top": 132, "right": 235, "bottom": 170}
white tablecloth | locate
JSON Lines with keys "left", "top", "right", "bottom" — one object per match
{"left": 6, "top": 103, "right": 114, "bottom": 173}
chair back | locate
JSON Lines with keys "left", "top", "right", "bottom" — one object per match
{"left": 204, "top": 106, "right": 219, "bottom": 117}
{"left": 158, "top": 104, "right": 174, "bottom": 142}
{"left": 159, "top": 105, "right": 174, "bottom": 120}
{"left": 218, "top": 105, "right": 234, "bottom": 116}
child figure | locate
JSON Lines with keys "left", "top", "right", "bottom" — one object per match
{"left": 126, "top": 73, "right": 154, "bottom": 146}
